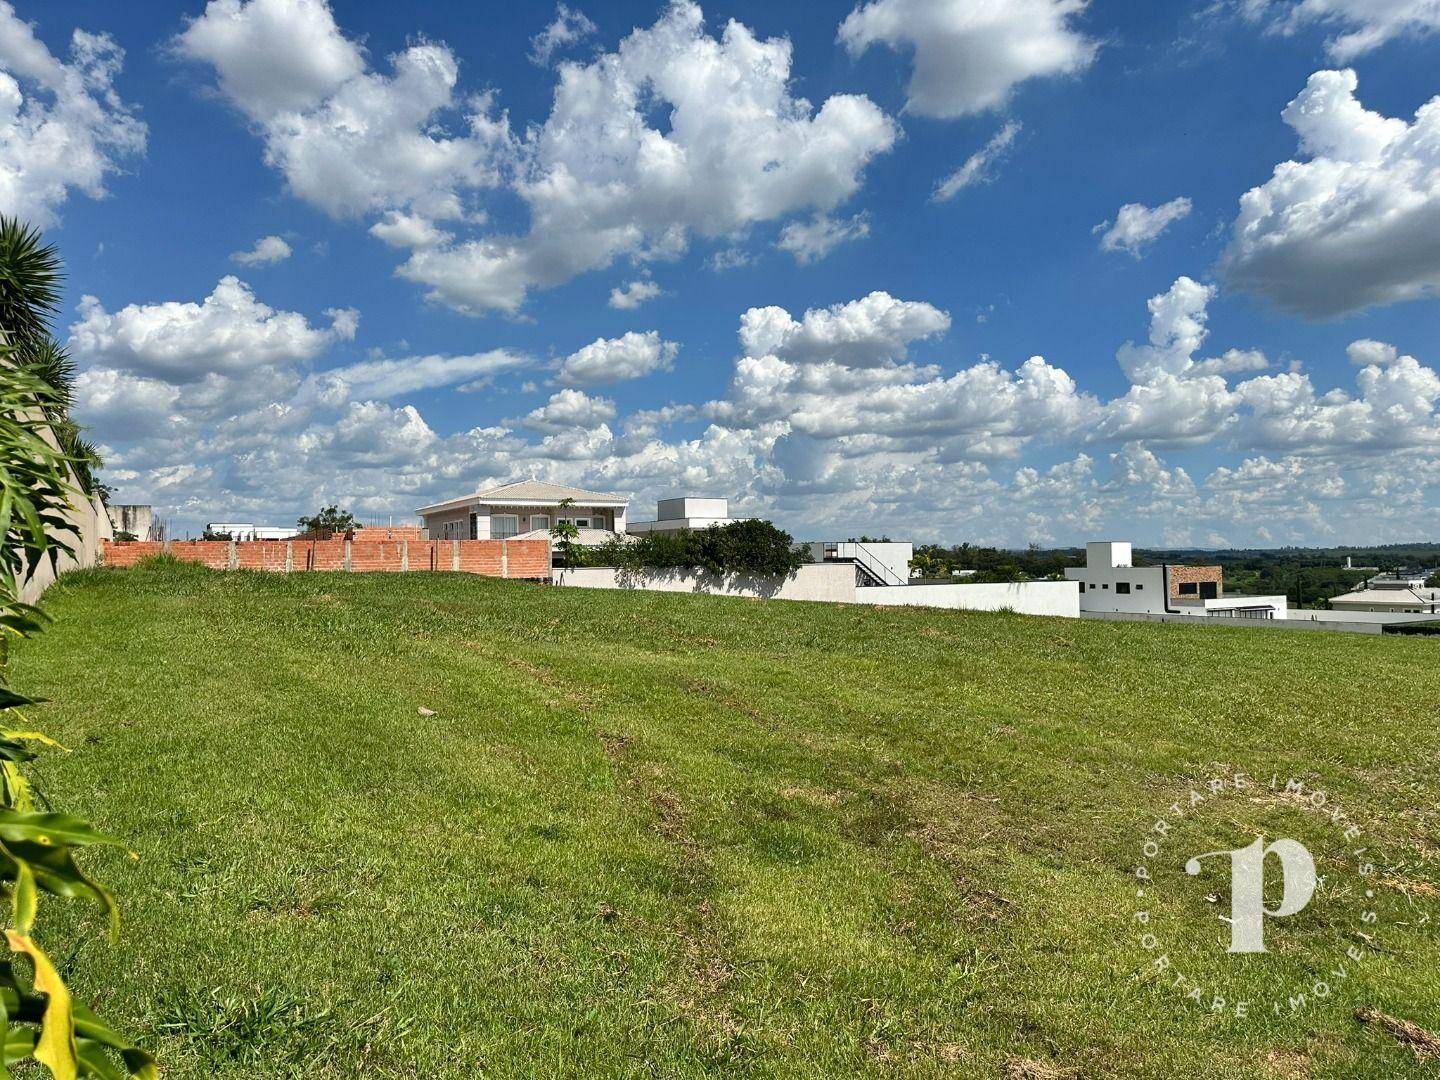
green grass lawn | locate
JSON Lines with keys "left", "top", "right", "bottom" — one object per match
{"left": 11, "top": 560, "right": 1440, "bottom": 1078}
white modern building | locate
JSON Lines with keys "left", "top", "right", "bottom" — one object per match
{"left": 1065, "top": 541, "right": 1287, "bottom": 620}
{"left": 809, "top": 541, "right": 913, "bottom": 587}
{"left": 416, "top": 479, "right": 629, "bottom": 545}
{"left": 206, "top": 522, "right": 300, "bottom": 541}
{"left": 627, "top": 497, "right": 743, "bottom": 536}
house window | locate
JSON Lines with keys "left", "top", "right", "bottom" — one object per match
{"left": 1178, "top": 581, "right": 1198, "bottom": 595}
{"left": 1135, "top": 583, "right": 1144, "bottom": 590}
{"left": 529, "top": 515, "right": 550, "bottom": 532}
{"left": 1102, "top": 583, "right": 1109, "bottom": 590}
{"left": 492, "top": 514, "right": 519, "bottom": 539}
{"left": 1116, "top": 582, "right": 1131, "bottom": 594}
{"left": 561, "top": 516, "right": 591, "bottom": 529}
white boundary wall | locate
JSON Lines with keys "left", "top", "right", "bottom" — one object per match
{"left": 865, "top": 581, "right": 1080, "bottom": 618}
{"left": 552, "top": 562, "right": 858, "bottom": 602}
{"left": 554, "top": 566, "right": 1082, "bottom": 618}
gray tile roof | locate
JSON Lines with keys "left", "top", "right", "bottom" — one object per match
{"left": 475, "top": 479, "right": 628, "bottom": 504}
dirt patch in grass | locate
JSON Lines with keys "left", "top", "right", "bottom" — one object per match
{"left": 1356, "top": 1007, "right": 1440, "bottom": 1059}
{"left": 1005, "top": 1056, "right": 1078, "bottom": 1079}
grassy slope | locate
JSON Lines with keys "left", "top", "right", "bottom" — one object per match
{"left": 11, "top": 562, "right": 1440, "bottom": 1079}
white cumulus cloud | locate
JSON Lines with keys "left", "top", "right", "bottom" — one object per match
{"left": 529, "top": 4, "right": 597, "bottom": 66}
{"left": 173, "top": 0, "right": 512, "bottom": 221}
{"left": 0, "top": 2, "right": 146, "bottom": 228}
{"left": 739, "top": 291, "right": 951, "bottom": 367}
{"left": 1094, "top": 196, "right": 1191, "bottom": 256}
{"left": 1221, "top": 69, "right": 1440, "bottom": 317}
{"left": 838, "top": 0, "right": 1096, "bottom": 118}
{"left": 557, "top": 331, "right": 677, "bottom": 386}
{"left": 607, "top": 279, "right": 662, "bottom": 310}
{"left": 522, "top": 388, "right": 617, "bottom": 433}
{"left": 776, "top": 212, "right": 871, "bottom": 264}
{"left": 230, "top": 234, "right": 293, "bottom": 266}
{"left": 68, "top": 275, "right": 357, "bottom": 382}
{"left": 395, "top": 2, "right": 898, "bottom": 314}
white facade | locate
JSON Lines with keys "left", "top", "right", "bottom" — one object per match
{"left": 1064, "top": 539, "right": 1286, "bottom": 619}
{"left": 810, "top": 541, "right": 914, "bottom": 586}
{"left": 1064, "top": 545, "right": 1169, "bottom": 614}
{"left": 627, "top": 497, "right": 742, "bottom": 535}
{"left": 417, "top": 479, "right": 628, "bottom": 544}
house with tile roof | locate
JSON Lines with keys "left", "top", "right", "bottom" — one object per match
{"left": 415, "top": 479, "right": 629, "bottom": 545}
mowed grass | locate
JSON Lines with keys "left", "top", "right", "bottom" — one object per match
{"left": 10, "top": 560, "right": 1440, "bottom": 1079}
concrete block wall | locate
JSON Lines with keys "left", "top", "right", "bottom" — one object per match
{"left": 100, "top": 538, "right": 550, "bottom": 580}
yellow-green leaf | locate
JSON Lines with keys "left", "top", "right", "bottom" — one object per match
{"left": 5, "top": 932, "right": 76, "bottom": 1080}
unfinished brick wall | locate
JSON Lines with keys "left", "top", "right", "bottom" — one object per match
{"left": 99, "top": 538, "right": 550, "bottom": 580}
{"left": 351, "top": 526, "right": 423, "bottom": 542}
{"left": 1168, "top": 564, "right": 1223, "bottom": 599}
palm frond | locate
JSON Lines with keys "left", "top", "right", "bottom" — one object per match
{"left": 0, "top": 218, "right": 62, "bottom": 352}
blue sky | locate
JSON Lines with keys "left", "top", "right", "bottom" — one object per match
{"left": 7, "top": 0, "right": 1440, "bottom": 544}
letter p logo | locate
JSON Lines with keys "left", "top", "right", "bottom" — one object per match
{"left": 1186, "top": 837, "right": 1317, "bottom": 953}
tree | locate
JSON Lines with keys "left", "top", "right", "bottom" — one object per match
{"left": 0, "top": 221, "right": 156, "bottom": 1076}
{"left": 0, "top": 219, "right": 103, "bottom": 498}
{"left": 549, "top": 498, "right": 582, "bottom": 567}
{"left": 297, "top": 505, "right": 357, "bottom": 535}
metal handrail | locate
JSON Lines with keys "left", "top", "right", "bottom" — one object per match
{"left": 850, "top": 542, "right": 906, "bottom": 587}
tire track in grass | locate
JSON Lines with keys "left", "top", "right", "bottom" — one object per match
{"left": 594, "top": 729, "right": 754, "bottom": 1066}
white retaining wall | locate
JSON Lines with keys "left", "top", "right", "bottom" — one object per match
{"left": 552, "top": 562, "right": 858, "bottom": 602}
{"left": 553, "top": 566, "right": 1082, "bottom": 618}
{"left": 864, "top": 581, "right": 1080, "bottom": 618}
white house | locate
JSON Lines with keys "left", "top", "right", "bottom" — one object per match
{"left": 627, "top": 497, "right": 743, "bottom": 535}
{"left": 1328, "top": 583, "right": 1440, "bottom": 614}
{"left": 1065, "top": 541, "right": 1287, "bottom": 620}
{"left": 416, "top": 479, "right": 629, "bottom": 544}
{"left": 207, "top": 522, "right": 300, "bottom": 541}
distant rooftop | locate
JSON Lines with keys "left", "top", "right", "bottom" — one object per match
{"left": 416, "top": 478, "right": 628, "bottom": 515}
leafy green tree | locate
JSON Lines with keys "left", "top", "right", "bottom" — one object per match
{"left": 0, "top": 222, "right": 155, "bottom": 1076}
{"left": 601, "top": 519, "right": 805, "bottom": 577}
{"left": 296, "top": 505, "right": 358, "bottom": 536}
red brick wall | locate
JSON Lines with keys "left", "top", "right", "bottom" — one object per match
{"left": 235, "top": 542, "right": 288, "bottom": 571}
{"left": 99, "top": 538, "right": 549, "bottom": 579}
{"left": 351, "top": 526, "right": 423, "bottom": 543}
{"left": 105, "top": 540, "right": 231, "bottom": 569}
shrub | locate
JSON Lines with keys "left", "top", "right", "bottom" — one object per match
{"left": 594, "top": 520, "right": 806, "bottom": 577}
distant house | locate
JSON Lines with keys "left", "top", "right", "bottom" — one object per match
{"left": 627, "top": 497, "right": 743, "bottom": 535}
{"left": 1329, "top": 584, "right": 1440, "bottom": 615}
{"left": 416, "top": 479, "right": 629, "bottom": 545}
{"left": 1065, "top": 541, "right": 1286, "bottom": 619}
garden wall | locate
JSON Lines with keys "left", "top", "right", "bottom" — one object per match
{"left": 866, "top": 581, "right": 1081, "bottom": 618}
{"left": 101, "top": 538, "right": 550, "bottom": 579}
{"left": 552, "top": 563, "right": 859, "bottom": 602}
